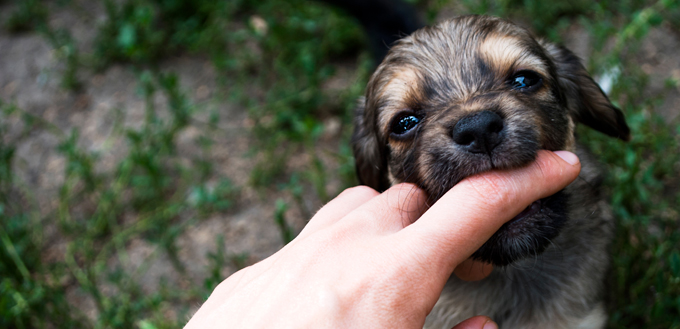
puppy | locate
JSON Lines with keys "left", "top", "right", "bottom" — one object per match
{"left": 352, "top": 16, "right": 629, "bottom": 329}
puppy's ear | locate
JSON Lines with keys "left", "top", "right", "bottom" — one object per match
{"left": 351, "top": 97, "right": 389, "bottom": 192}
{"left": 543, "top": 42, "right": 631, "bottom": 141}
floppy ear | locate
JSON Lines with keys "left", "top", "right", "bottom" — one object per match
{"left": 543, "top": 42, "right": 631, "bottom": 141}
{"left": 351, "top": 97, "right": 390, "bottom": 192}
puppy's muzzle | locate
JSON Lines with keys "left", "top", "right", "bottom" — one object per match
{"left": 452, "top": 111, "right": 505, "bottom": 154}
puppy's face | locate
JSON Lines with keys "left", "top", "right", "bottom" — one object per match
{"left": 353, "top": 16, "right": 629, "bottom": 266}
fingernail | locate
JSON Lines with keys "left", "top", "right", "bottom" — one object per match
{"left": 483, "top": 320, "right": 498, "bottom": 329}
{"left": 554, "top": 151, "right": 579, "bottom": 165}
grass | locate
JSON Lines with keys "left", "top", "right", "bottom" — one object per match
{"left": 1, "top": 0, "right": 679, "bottom": 328}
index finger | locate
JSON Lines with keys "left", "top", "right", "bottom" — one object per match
{"left": 398, "top": 150, "right": 581, "bottom": 272}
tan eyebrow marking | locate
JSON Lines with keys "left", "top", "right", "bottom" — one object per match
{"left": 479, "top": 35, "right": 548, "bottom": 77}
{"left": 377, "top": 67, "right": 421, "bottom": 132}
{"left": 379, "top": 68, "right": 419, "bottom": 100}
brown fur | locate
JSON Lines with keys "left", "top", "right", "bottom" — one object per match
{"left": 352, "top": 16, "right": 629, "bottom": 328}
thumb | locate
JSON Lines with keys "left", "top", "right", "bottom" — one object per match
{"left": 452, "top": 316, "right": 498, "bottom": 329}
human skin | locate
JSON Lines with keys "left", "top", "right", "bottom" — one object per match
{"left": 185, "top": 150, "right": 581, "bottom": 329}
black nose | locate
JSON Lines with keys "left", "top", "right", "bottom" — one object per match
{"left": 452, "top": 111, "right": 505, "bottom": 154}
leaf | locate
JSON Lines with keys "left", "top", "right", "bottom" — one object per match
{"left": 137, "top": 320, "right": 157, "bottom": 329}
{"left": 670, "top": 252, "right": 680, "bottom": 277}
{"left": 118, "top": 23, "right": 136, "bottom": 50}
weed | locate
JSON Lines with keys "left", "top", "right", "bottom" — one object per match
{"left": 4, "top": 0, "right": 49, "bottom": 33}
{"left": 274, "top": 198, "right": 295, "bottom": 245}
{"left": 0, "top": 102, "right": 84, "bottom": 328}
{"left": 4, "top": 0, "right": 82, "bottom": 90}
{"left": 45, "top": 28, "right": 82, "bottom": 91}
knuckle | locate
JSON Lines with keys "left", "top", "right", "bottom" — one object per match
{"left": 385, "top": 184, "right": 425, "bottom": 208}
{"left": 340, "top": 204, "right": 385, "bottom": 232}
{"left": 385, "top": 185, "right": 427, "bottom": 226}
{"left": 342, "top": 185, "right": 380, "bottom": 199}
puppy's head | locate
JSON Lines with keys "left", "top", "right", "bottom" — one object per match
{"left": 352, "top": 16, "right": 629, "bottom": 266}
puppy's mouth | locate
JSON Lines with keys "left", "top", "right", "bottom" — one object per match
{"left": 415, "top": 148, "right": 569, "bottom": 267}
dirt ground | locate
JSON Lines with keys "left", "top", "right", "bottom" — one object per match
{"left": 1, "top": 2, "right": 678, "bottom": 322}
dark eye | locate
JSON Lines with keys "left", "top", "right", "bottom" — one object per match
{"left": 391, "top": 114, "right": 421, "bottom": 135}
{"left": 510, "top": 70, "right": 543, "bottom": 91}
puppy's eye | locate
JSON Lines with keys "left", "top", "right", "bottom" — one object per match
{"left": 391, "top": 114, "right": 421, "bottom": 135}
{"left": 510, "top": 70, "right": 543, "bottom": 91}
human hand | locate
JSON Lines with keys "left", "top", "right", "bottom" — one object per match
{"left": 184, "top": 150, "right": 581, "bottom": 329}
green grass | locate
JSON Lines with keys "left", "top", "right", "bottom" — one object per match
{"left": 1, "top": 0, "right": 679, "bottom": 328}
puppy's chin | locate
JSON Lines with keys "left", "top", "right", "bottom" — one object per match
{"left": 470, "top": 190, "right": 568, "bottom": 267}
